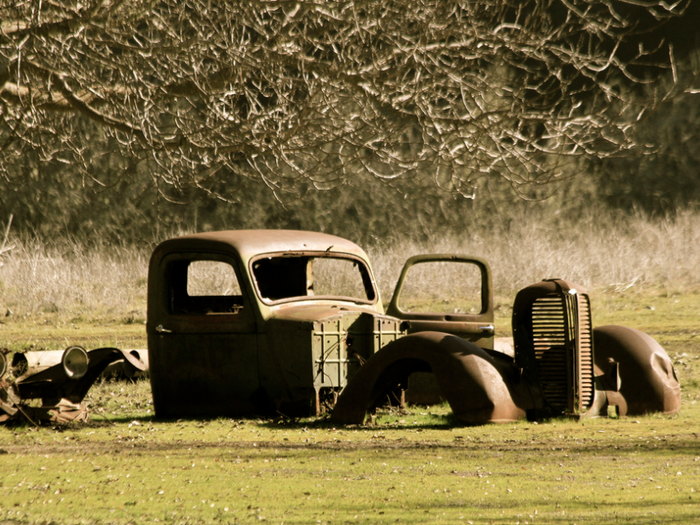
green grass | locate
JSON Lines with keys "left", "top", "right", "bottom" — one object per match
{"left": 1, "top": 401, "right": 699, "bottom": 524}
{"left": 0, "top": 313, "right": 147, "bottom": 354}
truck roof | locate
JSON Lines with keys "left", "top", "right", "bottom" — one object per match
{"left": 152, "top": 230, "right": 370, "bottom": 262}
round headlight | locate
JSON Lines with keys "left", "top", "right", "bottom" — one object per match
{"left": 62, "top": 346, "right": 89, "bottom": 379}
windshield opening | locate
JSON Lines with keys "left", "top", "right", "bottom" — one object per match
{"left": 252, "top": 254, "right": 376, "bottom": 304}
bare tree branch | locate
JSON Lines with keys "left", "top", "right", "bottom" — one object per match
{"left": 0, "top": 0, "right": 693, "bottom": 200}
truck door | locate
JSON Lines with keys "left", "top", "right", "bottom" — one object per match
{"left": 147, "top": 254, "right": 260, "bottom": 418}
{"left": 386, "top": 255, "right": 495, "bottom": 349}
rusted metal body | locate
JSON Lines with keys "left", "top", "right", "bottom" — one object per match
{"left": 511, "top": 280, "right": 680, "bottom": 419}
{"left": 512, "top": 279, "right": 596, "bottom": 419}
{"left": 593, "top": 325, "right": 681, "bottom": 415}
{"left": 332, "top": 278, "right": 681, "bottom": 425}
{"left": 1, "top": 346, "right": 146, "bottom": 424}
{"left": 148, "top": 232, "right": 496, "bottom": 418}
{"left": 146, "top": 229, "right": 680, "bottom": 424}
{"left": 385, "top": 255, "right": 495, "bottom": 349}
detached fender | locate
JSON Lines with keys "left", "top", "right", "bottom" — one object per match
{"left": 331, "top": 332, "right": 531, "bottom": 425}
{"left": 594, "top": 325, "right": 681, "bottom": 416}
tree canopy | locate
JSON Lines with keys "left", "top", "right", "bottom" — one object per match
{"left": 1, "top": 0, "right": 694, "bottom": 210}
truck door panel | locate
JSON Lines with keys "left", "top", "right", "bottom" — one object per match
{"left": 386, "top": 255, "right": 495, "bottom": 349}
{"left": 148, "top": 255, "right": 260, "bottom": 417}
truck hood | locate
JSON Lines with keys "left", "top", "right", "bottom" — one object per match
{"left": 266, "top": 302, "right": 387, "bottom": 324}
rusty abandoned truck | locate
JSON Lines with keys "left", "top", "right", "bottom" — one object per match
{"left": 0, "top": 229, "right": 681, "bottom": 425}
{"left": 146, "top": 230, "right": 680, "bottom": 424}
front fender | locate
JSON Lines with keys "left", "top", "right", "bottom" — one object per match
{"left": 594, "top": 325, "right": 681, "bottom": 416}
{"left": 331, "top": 332, "right": 531, "bottom": 425}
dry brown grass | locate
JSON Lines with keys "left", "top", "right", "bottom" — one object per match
{"left": 0, "top": 237, "right": 149, "bottom": 317}
{"left": 2, "top": 210, "right": 699, "bottom": 318}
{"left": 369, "top": 209, "right": 700, "bottom": 300}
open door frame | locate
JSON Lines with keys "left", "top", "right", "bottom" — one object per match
{"left": 386, "top": 254, "right": 495, "bottom": 350}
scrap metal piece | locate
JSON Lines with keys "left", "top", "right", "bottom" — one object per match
{"left": 13, "top": 348, "right": 149, "bottom": 380}
{"left": 16, "top": 347, "right": 146, "bottom": 403}
{"left": 0, "top": 348, "right": 8, "bottom": 379}
{"left": 101, "top": 349, "right": 149, "bottom": 379}
{"left": 11, "top": 347, "right": 87, "bottom": 378}
{"left": 1, "top": 349, "right": 20, "bottom": 422}
{"left": 1, "top": 346, "right": 146, "bottom": 425}
{"left": 512, "top": 279, "right": 595, "bottom": 418}
{"left": 22, "top": 398, "right": 90, "bottom": 425}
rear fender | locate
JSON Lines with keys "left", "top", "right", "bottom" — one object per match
{"left": 593, "top": 325, "right": 681, "bottom": 416}
{"left": 331, "top": 332, "right": 531, "bottom": 425}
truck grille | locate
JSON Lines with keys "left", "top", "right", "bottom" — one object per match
{"left": 531, "top": 292, "right": 593, "bottom": 414}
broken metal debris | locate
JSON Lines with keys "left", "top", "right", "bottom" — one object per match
{"left": 331, "top": 279, "right": 682, "bottom": 425}
{"left": 1, "top": 346, "right": 146, "bottom": 425}
{"left": 12, "top": 349, "right": 150, "bottom": 380}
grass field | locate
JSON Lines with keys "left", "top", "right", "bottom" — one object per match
{"left": 1, "top": 286, "right": 699, "bottom": 524}
{"left": 1, "top": 214, "right": 700, "bottom": 524}
{"left": 0, "top": 385, "right": 698, "bottom": 524}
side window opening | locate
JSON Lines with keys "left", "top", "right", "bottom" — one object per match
{"left": 168, "top": 259, "right": 244, "bottom": 315}
{"left": 398, "top": 261, "right": 483, "bottom": 315}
